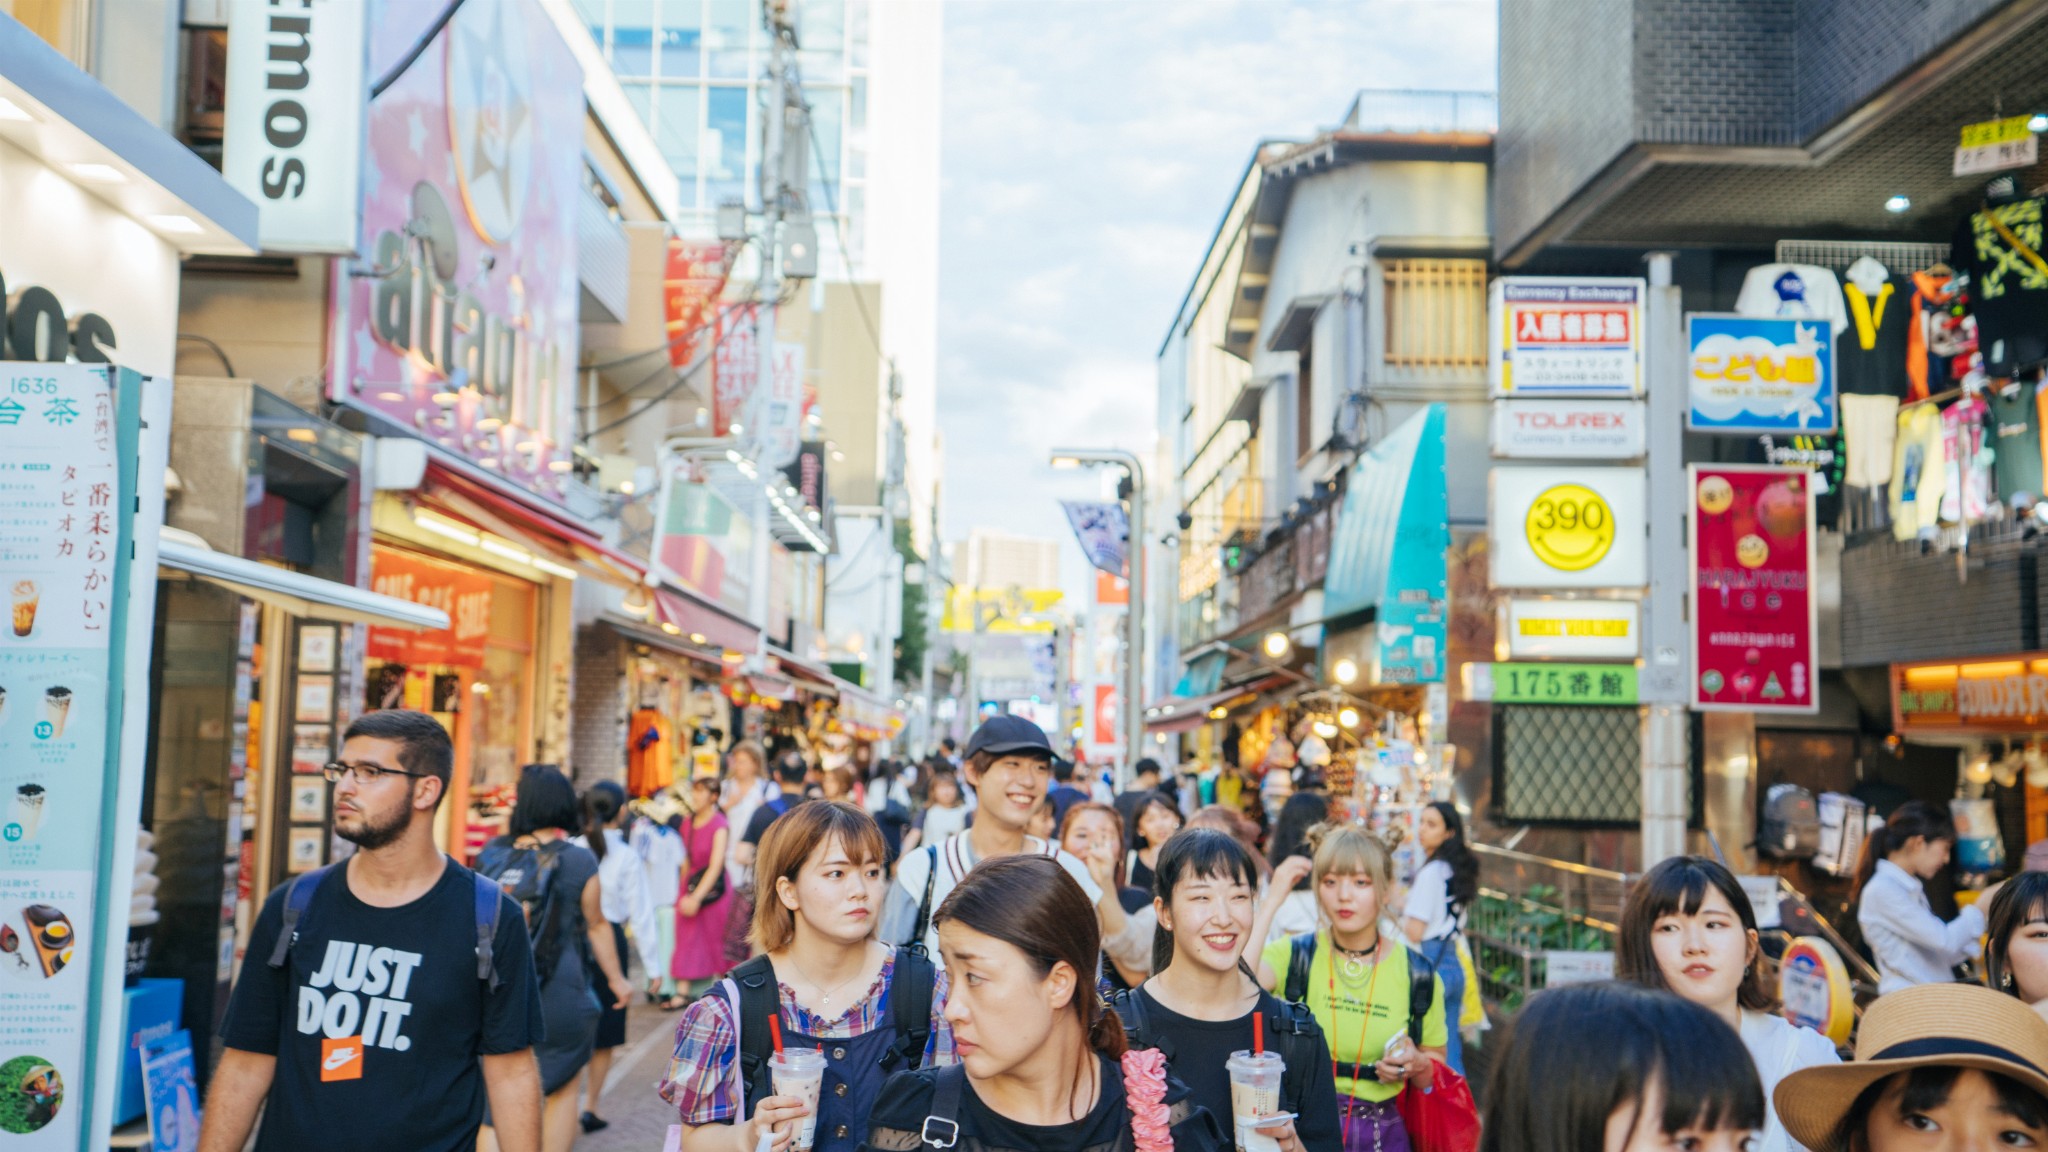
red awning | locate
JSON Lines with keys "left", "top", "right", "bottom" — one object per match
{"left": 746, "top": 673, "right": 798, "bottom": 703}
{"left": 424, "top": 463, "right": 646, "bottom": 578}
{"left": 771, "top": 648, "right": 841, "bottom": 698}
{"left": 1143, "top": 675, "right": 1292, "bottom": 733}
{"left": 654, "top": 587, "right": 759, "bottom": 654}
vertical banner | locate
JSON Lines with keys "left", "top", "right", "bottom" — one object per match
{"left": 756, "top": 342, "right": 806, "bottom": 469}
{"left": 222, "top": 0, "right": 370, "bottom": 253}
{"left": 712, "top": 309, "right": 758, "bottom": 438}
{"left": 1690, "top": 465, "right": 1818, "bottom": 713}
{"left": 664, "top": 241, "right": 728, "bottom": 370}
{"left": 0, "top": 366, "right": 161, "bottom": 1148}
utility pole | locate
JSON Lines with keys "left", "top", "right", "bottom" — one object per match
{"left": 746, "top": 2, "right": 793, "bottom": 641}
{"left": 1640, "top": 252, "right": 1689, "bottom": 868}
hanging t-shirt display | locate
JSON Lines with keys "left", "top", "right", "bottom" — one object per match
{"left": 1890, "top": 403, "right": 1947, "bottom": 540}
{"left": 1748, "top": 433, "right": 1845, "bottom": 529}
{"left": 1735, "top": 263, "right": 1850, "bottom": 338}
{"left": 1836, "top": 260, "right": 1912, "bottom": 397}
{"left": 1907, "top": 270, "right": 1968, "bottom": 401}
{"left": 1951, "top": 197, "right": 2048, "bottom": 377}
{"left": 1940, "top": 394, "right": 1992, "bottom": 525}
{"left": 1988, "top": 378, "right": 2048, "bottom": 506}
{"left": 1841, "top": 394, "right": 1900, "bottom": 489}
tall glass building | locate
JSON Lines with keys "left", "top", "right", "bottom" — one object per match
{"left": 574, "top": 0, "right": 867, "bottom": 275}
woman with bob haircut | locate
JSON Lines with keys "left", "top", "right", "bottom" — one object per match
{"left": 1985, "top": 870, "right": 2048, "bottom": 1021}
{"left": 1617, "top": 856, "right": 1838, "bottom": 1152}
{"left": 658, "top": 801, "right": 952, "bottom": 1152}
{"left": 861, "top": 854, "right": 1229, "bottom": 1152}
{"left": 1775, "top": 982, "right": 2048, "bottom": 1152}
{"left": 1112, "top": 828, "right": 1341, "bottom": 1152}
{"left": 1480, "top": 980, "right": 1764, "bottom": 1152}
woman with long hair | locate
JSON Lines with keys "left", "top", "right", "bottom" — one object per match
{"left": 860, "top": 854, "right": 1229, "bottom": 1152}
{"left": 1616, "top": 856, "right": 1838, "bottom": 1152}
{"left": 476, "top": 765, "right": 634, "bottom": 1152}
{"left": 1264, "top": 792, "right": 1332, "bottom": 946}
{"left": 1127, "top": 792, "right": 1185, "bottom": 894}
{"left": 572, "top": 780, "right": 662, "bottom": 1135}
{"left": 673, "top": 775, "right": 736, "bottom": 995}
{"left": 1059, "top": 801, "right": 1156, "bottom": 989}
{"left": 1481, "top": 981, "right": 1763, "bottom": 1152}
{"left": 1399, "top": 801, "right": 1477, "bottom": 1075}
{"left": 1114, "top": 828, "right": 1341, "bottom": 1152}
{"left": 1854, "top": 800, "right": 2004, "bottom": 992}
{"left": 1985, "top": 870, "right": 2048, "bottom": 1021}
{"left": 659, "top": 801, "right": 953, "bottom": 1152}
{"left": 1256, "top": 824, "right": 1446, "bottom": 1152}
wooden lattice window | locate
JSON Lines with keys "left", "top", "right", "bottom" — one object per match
{"left": 1382, "top": 258, "right": 1487, "bottom": 368}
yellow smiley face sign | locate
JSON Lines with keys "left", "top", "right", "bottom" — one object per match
{"left": 1525, "top": 484, "right": 1616, "bottom": 572}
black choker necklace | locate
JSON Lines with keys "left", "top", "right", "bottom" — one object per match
{"left": 1332, "top": 935, "right": 1380, "bottom": 976}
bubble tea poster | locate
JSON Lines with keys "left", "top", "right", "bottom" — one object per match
{"left": 0, "top": 364, "right": 127, "bottom": 1148}
{"left": 1688, "top": 465, "right": 1819, "bottom": 714}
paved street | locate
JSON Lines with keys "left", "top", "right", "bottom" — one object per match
{"left": 577, "top": 999, "right": 686, "bottom": 1152}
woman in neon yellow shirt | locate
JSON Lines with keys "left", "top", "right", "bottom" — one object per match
{"left": 1255, "top": 823, "right": 1445, "bottom": 1152}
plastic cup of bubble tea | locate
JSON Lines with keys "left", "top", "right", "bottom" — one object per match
{"left": 769, "top": 1047, "right": 827, "bottom": 1151}
{"left": 1227, "top": 1049, "right": 1286, "bottom": 1152}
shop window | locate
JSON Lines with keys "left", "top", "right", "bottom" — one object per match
{"left": 180, "top": 27, "right": 229, "bottom": 166}
{"left": 1295, "top": 350, "right": 1314, "bottom": 463}
{"left": 1382, "top": 258, "right": 1487, "bottom": 369}
{"left": 1493, "top": 705, "right": 1702, "bottom": 826}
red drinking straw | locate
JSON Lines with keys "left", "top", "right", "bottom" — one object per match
{"left": 768, "top": 1013, "right": 785, "bottom": 1056}
{"left": 1254, "top": 1011, "right": 1264, "bottom": 1055}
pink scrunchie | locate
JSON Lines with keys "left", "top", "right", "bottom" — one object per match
{"left": 1122, "top": 1048, "right": 1173, "bottom": 1152}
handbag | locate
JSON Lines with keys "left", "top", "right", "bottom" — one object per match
{"left": 1395, "top": 1058, "right": 1481, "bottom": 1152}
{"left": 683, "top": 862, "right": 727, "bottom": 906}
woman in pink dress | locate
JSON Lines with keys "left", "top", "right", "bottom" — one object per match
{"left": 672, "top": 776, "right": 735, "bottom": 993}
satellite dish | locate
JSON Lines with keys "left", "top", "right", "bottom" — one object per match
{"left": 410, "top": 182, "right": 460, "bottom": 283}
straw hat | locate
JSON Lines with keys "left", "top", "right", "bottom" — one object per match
{"left": 1774, "top": 982, "right": 2048, "bottom": 1151}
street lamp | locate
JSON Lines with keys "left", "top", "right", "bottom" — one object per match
{"left": 1262, "top": 631, "right": 1292, "bottom": 660}
{"left": 1331, "top": 657, "right": 1359, "bottom": 685}
{"left": 1050, "top": 447, "right": 1146, "bottom": 785}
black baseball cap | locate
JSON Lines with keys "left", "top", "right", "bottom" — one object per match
{"left": 963, "top": 715, "right": 1054, "bottom": 759}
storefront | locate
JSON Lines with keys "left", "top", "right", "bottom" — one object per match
{"left": 1888, "top": 654, "right": 2048, "bottom": 873}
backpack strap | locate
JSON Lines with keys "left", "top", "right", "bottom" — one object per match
{"left": 1283, "top": 931, "right": 1317, "bottom": 1004}
{"left": 1267, "top": 1000, "right": 1322, "bottom": 1109}
{"left": 1404, "top": 944, "right": 1437, "bottom": 1047}
{"left": 472, "top": 866, "right": 501, "bottom": 990}
{"left": 920, "top": 1062, "right": 967, "bottom": 1149}
{"left": 1108, "top": 987, "right": 1167, "bottom": 1059}
{"left": 886, "top": 946, "right": 936, "bottom": 1072}
{"left": 265, "top": 863, "right": 339, "bottom": 970}
{"left": 730, "top": 954, "right": 782, "bottom": 1115}
{"left": 908, "top": 845, "right": 941, "bottom": 958}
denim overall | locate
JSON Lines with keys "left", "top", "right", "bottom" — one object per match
{"left": 777, "top": 992, "right": 900, "bottom": 1152}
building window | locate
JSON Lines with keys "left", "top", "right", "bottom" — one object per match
{"left": 1295, "top": 349, "right": 1314, "bottom": 462}
{"left": 1382, "top": 258, "right": 1486, "bottom": 369}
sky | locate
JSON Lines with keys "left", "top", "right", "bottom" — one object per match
{"left": 935, "top": 0, "right": 1497, "bottom": 602}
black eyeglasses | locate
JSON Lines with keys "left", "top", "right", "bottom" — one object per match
{"left": 323, "top": 761, "right": 428, "bottom": 785}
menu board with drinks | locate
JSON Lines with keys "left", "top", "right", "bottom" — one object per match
{"left": 0, "top": 364, "right": 125, "bottom": 1148}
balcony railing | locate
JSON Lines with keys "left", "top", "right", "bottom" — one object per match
{"left": 1342, "top": 89, "right": 1498, "bottom": 136}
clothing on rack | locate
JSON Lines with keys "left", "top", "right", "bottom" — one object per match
{"left": 1951, "top": 196, "right": 2048, "bottom": 377}
{"left": 1735, "top": 263, "right": 1849, "bottom": 337}
{"left": 1890, "top": 402, "right": 1947, "bottom": 540}
{"left": 627, "top": 708, "right": 676, "bottom": 797}
{"left": 1837, "top": 257, "right": 1912, "bottom": 398}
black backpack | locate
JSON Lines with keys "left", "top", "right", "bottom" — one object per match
{"left": 266, "top": 857, "right": 503, "bottom": 989}
{"left": 1281, "top": 931, "right": 1437, "bottom": 1046}
{"left": 474, "top": 836, "right": 572, "bottom": 983}
{"left": 721, "top": 947, "right": 937, "bottom": 1115}
{"left": 1110, "top": 986, "right": 1324, "bottom": 1112}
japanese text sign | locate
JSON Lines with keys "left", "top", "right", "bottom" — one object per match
{"left": 1686, "top": 314, "right": 1837, "bottom": 434}
{"left": 1689, "top": 466, "right": 1818, "bottom": 713}
{"left": 1468, "top": 662, "right": 1638, "bottom": 705}
{"left": 1489, "top": 277, "right": 1645, "bottom": 398}
{"left": 1954, "top": 114, "right": 2039, "bottom": 177}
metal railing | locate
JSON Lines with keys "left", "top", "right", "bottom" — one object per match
{"left": 1343, "top": 89, "right": 1498, "bottom": 135}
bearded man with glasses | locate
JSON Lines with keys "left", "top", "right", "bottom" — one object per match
{"left": 199, "top": 709, "right": 546, "bottom": 1152}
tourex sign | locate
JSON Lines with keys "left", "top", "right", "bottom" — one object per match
{"left": 1491, "top": 399, "right": 1646, "bottom": 459}
{"left": 222, "top": 0, "right": 369, "bottom": 254}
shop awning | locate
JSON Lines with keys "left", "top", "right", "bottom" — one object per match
{"left": 771, "top": 648, "right": 841, "bottom": 698}
{"left": 424, "top": 463, "right": 647, "bottom": 581}
{"left": 746, "top": 673, "right": 798, "bottom": 704}
{"left": 601, "top": 612, "right": 728, "bottom": 671}
{"left": 655, "top": 587, "right": 760, "bottom": 654}
{"left": 1144, "top": 675, "right": 1291, "bottom": 733}
{"left": 1323, "top": 404, "right": 1448, "bottom": 621}
{"left": 159, "top": 540, "right": 448, "bottom": 630}
{"left": 837, "top": 687, "right": 906, "bottom": 740}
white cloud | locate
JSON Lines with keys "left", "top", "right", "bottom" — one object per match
{"left": 937, "top": 0, "right": 1498, "bottom": 601}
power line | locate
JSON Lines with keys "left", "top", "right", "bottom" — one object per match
{"left": 800, "top": 91, "right": 888, "bottom": 367}
{"left": 582, "top": 301, "right": 755, "bottom": 439}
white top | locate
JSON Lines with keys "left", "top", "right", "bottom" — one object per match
{"left": 722, "top": 777, "right": 779, "bottom": 845}
{"left": 1735, "top": 263, "right": 1849, "bottom": 338}
{"left": 883, "top": 831, "right": 1104, "bottom": 966}
{"left": 1405, "top": 859, "right": 1460, "bottom": 941}
{"left": 1740, "top": 1009, "right": 1841, "bottom": 1152}
{"left": 919, "top": 803, "right": 972, "bottom": 846}
{"left": 1266, "top": 889, "right": 1321, "bottom": 947}
{"left": 629, "top": 818, "right": 685, "bottom": 907}
{"left": 572, "top": 828, "right": 663, "bottom": 976}
{"left": 1857, "top": 858, "right": 1986, "bottom": 993}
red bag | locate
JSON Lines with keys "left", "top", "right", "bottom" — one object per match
{"left": 1395, "top": 1057, "right": 1481, "bottom": 1152}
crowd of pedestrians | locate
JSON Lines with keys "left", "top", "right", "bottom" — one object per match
{"left": 197, "top": 707, "right": 2048, "bottom": 1152}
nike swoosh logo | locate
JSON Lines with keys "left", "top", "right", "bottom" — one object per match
{"left": 323, "top": 1048, "right": 359, "bottom": 1072}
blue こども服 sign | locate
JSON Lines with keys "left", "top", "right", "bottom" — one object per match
{"left": 1686, "top": 314, "right": 1837, "bottom": 434}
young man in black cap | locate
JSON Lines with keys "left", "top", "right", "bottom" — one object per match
{"left": 880, "top": 715, "right": 1103, "bottom": 962}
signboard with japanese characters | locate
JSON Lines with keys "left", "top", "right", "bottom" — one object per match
{"left": 1464, "top": 662, "right": 1639, "bottom": 706}
{"left": 1690, "top": 466, "right": 1819, "bottom": 713}
{"left": 1489, "top": 277, "right": 1646, "bottom": 398}
{"left": 1686, "top": 314, "right": 1837, "bottom": 434}
{"left": 1954, "top": 114, "right": 2039, "bottom": 177}
{"left": 0, "top": 365, "right": 151, "bottom": 1150}
{"left": 1502, "top": 598, "right": 1641, "bottom": 659}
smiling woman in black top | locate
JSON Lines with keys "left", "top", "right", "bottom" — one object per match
{"left": 1115, "top": 828, "right": 1341, "bottom": 1152}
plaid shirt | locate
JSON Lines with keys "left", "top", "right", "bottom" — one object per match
{"left": 658, "top": 952, "right": 955, "bottom": 1124}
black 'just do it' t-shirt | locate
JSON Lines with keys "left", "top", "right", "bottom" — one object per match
{"left": 221, "top": 858, "right": 544, "bottom": 1152}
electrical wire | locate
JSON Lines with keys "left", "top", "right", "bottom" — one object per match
{"left": 577, "top": 237, "right": 752, "bottom": 382}
{"left": 177, "top": 334, "right": 236, "bottom": 378}
{"left": 582, "top": 303, "right": 756, "bottom": 439}
{"left": 370, "top": 0, "right": 466, "bottom": 99}
{"left": 803, "top": 97, "right": 888, "bottom": 365}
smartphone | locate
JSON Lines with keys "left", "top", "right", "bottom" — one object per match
{"left": 1381, "top": 1029, "right": 1410, "bottom": 1061}
{"left": 1249, "top": 1113, "right": 1299, "bottom": 1130}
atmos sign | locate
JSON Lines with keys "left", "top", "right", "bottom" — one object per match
{"left": 223, "top": 0, "right": 369, "bottom": 254}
